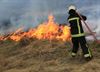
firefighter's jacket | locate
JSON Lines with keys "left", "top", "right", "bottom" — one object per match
{"left": 68, "top": 10, "right": 87, "bottom": 38}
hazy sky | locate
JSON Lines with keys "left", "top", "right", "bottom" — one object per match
{"left": 0, "top": 0, "right": 100, "bottom": 37}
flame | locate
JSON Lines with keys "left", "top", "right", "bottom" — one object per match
{"left": 0, "top": 14, "right": 71, "bottom": 42}
{"left": 57, "top": 25, "right": 71, "bottom": 41}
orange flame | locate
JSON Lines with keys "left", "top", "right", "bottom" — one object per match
{"left": 0, "top": 14, "right": 71, "bottom": 42}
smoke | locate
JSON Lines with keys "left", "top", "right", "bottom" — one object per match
{"left": 0, "top": 0, "right": 57, "bottom": 34}
{"left": 0, "top": 0, "right": 30, "bottom": 34}
{"left": 0, "top": 0, "right": 67, "bottom": 35}
{"left": 0, "top": 0, "right": 99, "bottom": 39}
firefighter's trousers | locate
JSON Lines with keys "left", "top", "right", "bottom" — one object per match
{"left": 71, "top": 36, "right": 92, "bottom": 57}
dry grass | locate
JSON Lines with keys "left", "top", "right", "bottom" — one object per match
{"left": 0, "top": 39, "right": 100, "bottom": 72}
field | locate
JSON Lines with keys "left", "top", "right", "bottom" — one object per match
{"left": 0, "top": 38, "right": 100, "bottom": 72}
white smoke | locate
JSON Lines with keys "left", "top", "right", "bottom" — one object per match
{"left": 0, "top": 0, "right": 66, "bottom": 35}
{"left": 0, "top": 0, "right": 99, "bottom": 40}
{"left": 0, "top": 0, "right": 30, "bottom": 34}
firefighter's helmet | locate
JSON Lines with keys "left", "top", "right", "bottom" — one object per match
{"left": 68, "top": 5, "right": 76, "bottom": 11}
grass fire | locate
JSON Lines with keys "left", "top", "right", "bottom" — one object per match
{"left": 0, "top": 14, "right": 100, "bottom": 72}
{"left": 0, "top": 0, "right": 100, "bottom": 72}
{"left": 0, "top": 14, "right": 71, "bottom": 42}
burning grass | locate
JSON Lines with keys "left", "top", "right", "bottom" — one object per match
{"left": 0, "top": 14, "right": 100, "bottom": 72}
{"left": 0, "top": 14, "right": 71, "bottom": 42}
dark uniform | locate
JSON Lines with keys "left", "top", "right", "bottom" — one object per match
{"left": 68, "top": 9, "right": 92, "bottom": 59}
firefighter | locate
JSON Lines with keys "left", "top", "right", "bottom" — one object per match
{"left": 67, "top": 5, "right": 93, "bottom": 61}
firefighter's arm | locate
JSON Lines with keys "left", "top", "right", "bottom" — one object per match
{"left": 80, "top": 15, "right": 87, "bottom": 21}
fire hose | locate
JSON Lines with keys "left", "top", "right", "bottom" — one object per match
{"left": 77, "top": 12, "right": 100, "bottom": 50}
{"left": 76, "top": 12, "right": 100, "bottom": 43}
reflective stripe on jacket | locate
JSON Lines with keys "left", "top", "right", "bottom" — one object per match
{"left": 68, "top": 16, "right": 86, "bottom": 37}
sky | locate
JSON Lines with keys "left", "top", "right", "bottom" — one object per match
{"left": 0, "top": 0, "right": 100, "bottom": 39}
